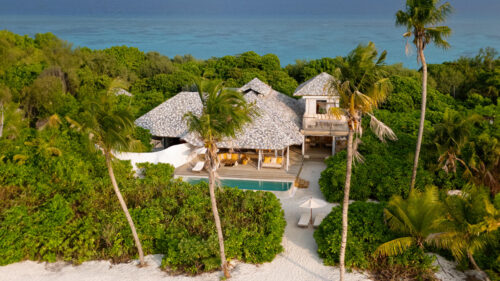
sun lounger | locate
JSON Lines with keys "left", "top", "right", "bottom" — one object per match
{"left": 298, "top": 212, "right": 311, "bottom": 227}
{"left": 192, "top": 161, "right": 205, "bottom": 172}
{"left": 313, "top": 213, "right": 327, "bottom": 228}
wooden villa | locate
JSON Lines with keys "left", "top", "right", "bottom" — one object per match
{"left": 134, "top": 73, "right": 349, "bottom": 178}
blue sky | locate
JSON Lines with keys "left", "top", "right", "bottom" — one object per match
{"left": 1, "top": 0, "right": 499, "bottom": 17}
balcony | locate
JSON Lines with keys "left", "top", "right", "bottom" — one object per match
{"left": 302, "top": 115, "right": 349, "bottom": 136}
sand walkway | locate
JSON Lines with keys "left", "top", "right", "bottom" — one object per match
{"left": 0, "top": 161, "right": 465, "bottom": 281}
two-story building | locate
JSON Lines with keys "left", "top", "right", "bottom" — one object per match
{"left": 293, "top": 72, "right": 349, "bottom": 158}
{"left": 135, "top": 72, "right": 349, "bottom": 171}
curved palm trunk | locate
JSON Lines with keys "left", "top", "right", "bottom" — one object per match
{"left": 467, "top": 251, "right": 491, "bottom": 281}
{"left": 207, "top": 144, "right": 230, "bottom": 278}
{"left": 339, "top": 129, "right": 354, "bottom": 281}
{"left": 105, "top": 153, "right": 145, "bottom": 266}
{"left": 0, "top": 103, "right": 4, "bottom": 138}
{"left": 410, "top": 41, "right": 427, "bottom": 192}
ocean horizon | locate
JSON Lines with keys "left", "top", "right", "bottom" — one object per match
{"left": 1, "top": 14, "right": 499, "bottom": 69}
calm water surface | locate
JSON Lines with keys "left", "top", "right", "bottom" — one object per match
{"left": 1, "top": 15, "right": 499, "bottom": 68}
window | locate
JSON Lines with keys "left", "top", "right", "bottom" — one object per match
{"left": 316, "top": 100, "right": 327, "bottom": 114}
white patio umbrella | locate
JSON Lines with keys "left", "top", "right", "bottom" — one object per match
{"left": 299, "top": 197, "right": 328, "bottom": 222}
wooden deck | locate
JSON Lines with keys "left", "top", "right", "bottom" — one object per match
{"left": 175, "top": 149, "right": 303, "bottom": 181}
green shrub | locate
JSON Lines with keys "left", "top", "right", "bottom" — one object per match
{"left": 0, "top": 128, "right": 286, "bottom": 274}
{"left": 314, "top": 202, "right": 436, "bottom": 278}
{"left": 314, "top": 202, "right": 392, "bottom": 268}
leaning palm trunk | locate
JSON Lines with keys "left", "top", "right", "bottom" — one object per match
{"left": 206, "top": 143, "right": 230, "bottom": 278}
{"left": 0, "top": 103, "right": 4, "bottom": 138}
{"left": 410, "top": 40, "right": 428, "bottom": 192}
{"left": 105, "top": 153, "right": 145, "bottom": 266}
{"left": 339, "top": 129, "right": 354, "bottom": 281}
{"left": 467, "top": 251, "right": 491, "bottom": 281}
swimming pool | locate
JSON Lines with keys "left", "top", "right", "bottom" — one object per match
{"left": 183, "top": 177, "right": 293, "bottom": 191}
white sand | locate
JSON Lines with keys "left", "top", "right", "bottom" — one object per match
{"left": 0, "top": 161, "right": 466, "bottom": 281}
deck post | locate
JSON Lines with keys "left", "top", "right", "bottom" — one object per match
{"left": 302, "top": 135, "right": 305, "bottom": 156}
{"left": 286, "top": 146, "right": 290, "bottom": 171}
{"left": 332, "top": 136, "right": 336, "bottom": 155}
{"left": 257, "top": 149, "right": 262, "bottom": 170}
{"left": 281, "top": 149, "right": 285, "bottom": 168}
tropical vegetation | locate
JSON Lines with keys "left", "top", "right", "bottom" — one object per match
{"left": 396, "top": 0, "right": 453, "bottom": 191}
{"left": 184, "top": 79, "right": 255, "bottom": 278}
{"left": 0, "top": 28, "right": 499, "bottom": 279}
{"left": 327, "top": 42, "right": 396, "bottom": 281}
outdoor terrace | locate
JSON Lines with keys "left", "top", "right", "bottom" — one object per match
{"left": 175, "top": 147, "right": 303, "bottom": 181}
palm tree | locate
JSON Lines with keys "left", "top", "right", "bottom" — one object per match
{"left": 329, "top": 42, "right": 396, "bottom": 281}
{"left": 375, "top": 186, "right": 445, "bottom": 256}
{"left": 67, "top": 94, "right": 145, "bottom": 266}
{"left": 396, "top": 0, "right": 453, "bottom": 192}
{"left": 433, "top": 109, "right": 481, "bottom": 175}
{"left": 429, "top": 186, "right": 500, "bottom": 281}
{"left": 0, "top": 84, "right": 12, "bottom": 138}
{"left": 184, "top": 79, "right": 255, "bottom": 278}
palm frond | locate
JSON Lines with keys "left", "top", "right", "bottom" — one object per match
{"left": 375, "top": 237, "right": 415, "bottom": 256}
{"left": 369, "top": 114, "right": 397, "bottom": 142}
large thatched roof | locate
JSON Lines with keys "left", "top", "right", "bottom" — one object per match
{"left": 135, "top": 79, "right": 305, "bottom": 150}
{"left": 293, "top": 72, "right": 338, "bottom": 97}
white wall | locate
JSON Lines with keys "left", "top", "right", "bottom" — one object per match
{"left": 115, "top": 143, "right": 198, "bottom": 170}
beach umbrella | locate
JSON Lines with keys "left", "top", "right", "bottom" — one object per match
{"left": 299, "top": 197, "right": 328, "bottom": 221}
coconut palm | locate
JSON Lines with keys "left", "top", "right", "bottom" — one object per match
{"left": 0, "top": 84, "right": 12, "bottom": 138}
{"left": 67, "top": 94, "right": 145, "bottom": 266}
{"left": 429, "top": 186, "right": 500, "bottom": 280}
{"left": 375, "top": 186, "right": 445, "bottom": 256}
{"left": 184, "top": 79, "right": 255, "bottom": 278}
{"left": 396, "top": 0, "right": 453, "bottom": 192}
{"left": 433, "top": 109, "right": 481, "bottom": 175}
{"left": 329, "top": 42, "right": 396, "bottom": 281}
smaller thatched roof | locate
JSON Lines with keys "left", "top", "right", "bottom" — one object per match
{"left": 135, "top": 92, "right": 202, "bottom": 138}
{"left": 239, "top": 78, "right": 272, "bottom": 95}
{"left": 293, "top": 72, "right": 338, "bottom": 97}
{"left": 113, "top": 88, "right": 133, "bottom": 97}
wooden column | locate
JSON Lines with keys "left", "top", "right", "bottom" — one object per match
{"left": 257, "top": 149, "right": 262, "bottom": 170}
{"left": 302, "top": 135, "right": 305, "bottom": 155}
{"left": 332, "top": 136, "right": 336, "bottom": 156}
{"left": 286, "top": 146, "right": 290, "bottom": 171}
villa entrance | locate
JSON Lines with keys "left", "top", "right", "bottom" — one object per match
{"left": 302, "top": 136, "right": 346, "bottom": 159}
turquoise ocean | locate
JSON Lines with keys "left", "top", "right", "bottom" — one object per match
{"left": 1, "top": 15, "right": 499, "bottom": 68}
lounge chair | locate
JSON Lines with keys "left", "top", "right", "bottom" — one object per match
{"left": 192, "top": 161, "right": 205, "bottom": 172}
{"left": 313, "top": 213, "right": 327, "bottom": 228}
{"left": 298, "top": 212, "right": 311, "bottom": 227}
{"left": 262, "top": 157, "right": 282, "bottom": 168}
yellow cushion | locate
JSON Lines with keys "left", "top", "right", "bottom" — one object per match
{"left": 222, "top": 153, "right": 228, "bottom": 160}
{"left": 231, "top": 154, "right": 238, "bottom": 161}
{"left": 277, "top": 157, "right": 282, "bottom": 164}
{"left": 264, "top": 156, "right": 271, "bottom": 163}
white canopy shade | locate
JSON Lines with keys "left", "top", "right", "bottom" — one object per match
{"left": 299, "top": 197, "right": 328, "bottom": 209}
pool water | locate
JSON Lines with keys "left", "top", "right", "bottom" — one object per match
{"left": 184, "top": 177, "right": 293, "bottom": 191}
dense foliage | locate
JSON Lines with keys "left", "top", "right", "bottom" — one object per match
{"left": 320, "top": 73, "right": 498, "bottom": 201}
{"left": 314, "top": 202, "right": 436, "bottom": 279}
{"left": 0, "top": 125, "right": 285, "bottom": 273}
{"left": 1, "top": 30, "right": 499, "bottom": 277}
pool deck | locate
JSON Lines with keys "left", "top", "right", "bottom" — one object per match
{"left": 175, "top": 149, "right": 303, "bottom": 181}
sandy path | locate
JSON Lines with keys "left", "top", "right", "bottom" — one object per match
{"left": 0, "top": 161, "right": 464, "bottom": 281}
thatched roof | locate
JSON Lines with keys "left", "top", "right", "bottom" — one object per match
{"left": 239, "top": 78, "right": 272, "bottom": 95}
{"left": 135, "top": 79, "right": 304, "bottom": 150}
{"left": 135, "top": 92, "right": 202, "bottom": 138}
{"left": 293, "top": 72, "right": 338, "bottom": 97}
